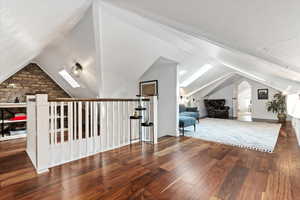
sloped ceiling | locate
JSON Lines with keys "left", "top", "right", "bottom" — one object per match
{"left": 97, "top": 3, "right": 183, "bottom": 98}
{"left": 181, "top": 64, "right": 235, "bottom": 95}
{"left": 0, "top": 0, "right": 92, "bottom": 84}
{"left": 2, "top": 0, "right": 300, "bottom": 99}
{"left": 34, "top": 7, "right": 98, "bottom": 98}
{"left": 205, "top": 74, "right": 243, "bottom": 97}
{"left": 190, "top": 73, "right": 276, "bottom": 99}
{"left": 104, "top": 0, "right": 300, "bottom": 72}
{"left": 185, "top": 73, "right": 238, "bottom": 98}
{"left": 103, "top": 0, "right": 300, "bottom": 95}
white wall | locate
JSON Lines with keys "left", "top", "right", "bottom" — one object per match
{"left": 242, "top": 79, "right": 278, "bottom": 120}
{"left": 140, "top": 58, "right": 179, "bottom": 137}
{"left": 292, "top": 118, "right": 300, "bottom": 146}
{"left": 288, "top": 94, "right": 300, "bottom": 146}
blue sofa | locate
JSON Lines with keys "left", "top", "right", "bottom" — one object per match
{"left": 179, "top": 116, "right": 196, "bottom": 136}
{"left": 179, "top": 104, "right": 200, "bottom": 121}
{"left": 179, "top": 104, "right": 199, "bottom": 135}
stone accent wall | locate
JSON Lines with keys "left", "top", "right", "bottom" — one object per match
{"left": 0, "top": 63, "right": 70, "bottom": 102}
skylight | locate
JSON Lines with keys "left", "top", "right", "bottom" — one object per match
{"left": 220, "top": 61, "right": 266, "bottom": 82}
{"left": 59, "top": 69, "right": 80, "bottom": 88}
{"left": 180, "top": 64, "right": 213, "bottom": 87}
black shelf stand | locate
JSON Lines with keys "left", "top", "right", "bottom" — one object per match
{"left": 129, "top": 96, "right": 155, "bottom": 145}
{"left": 129, "top": 115, "right": 142, "bottom": 144}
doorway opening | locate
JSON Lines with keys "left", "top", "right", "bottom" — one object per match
{"left": 237, "top": 81, "right": 252, "bottom": 121}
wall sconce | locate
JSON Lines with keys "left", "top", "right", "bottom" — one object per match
{"left": 72, "top": 62, "right": 83, "bottom": 77}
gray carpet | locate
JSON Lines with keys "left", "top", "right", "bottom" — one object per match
{"left": 184, "top": 118, "right": 281, "bottom": 153}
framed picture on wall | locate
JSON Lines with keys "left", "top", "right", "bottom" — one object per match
{"left": 139, "top": 80, "right": 158, "bottom": 97}
{"left": 257, "top": 89, "right": 268, "bottom": 100}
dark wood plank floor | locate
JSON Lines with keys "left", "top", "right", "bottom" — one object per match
{"left": 0, "top": 122, "right": 299, "bottom": 200}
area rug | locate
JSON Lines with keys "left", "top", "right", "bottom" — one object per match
{"left": 184, "top": 118, "right": 281, "bottom": 153}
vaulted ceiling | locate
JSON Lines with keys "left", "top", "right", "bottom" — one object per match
{"left": 0, "top": 0, "right": 92, "bottom": 85}
{"left": 105, "top": 0, "right": 300, "bottom": 73}
{"left": 1, "top": 0, "right": 300, "bottom": 98}
{"left": 102, "top": 0, "right": 300, "bottom": 94}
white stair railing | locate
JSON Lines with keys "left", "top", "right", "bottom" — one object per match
{"left": 26, "top": 94, "right": 158, "bottom": 173}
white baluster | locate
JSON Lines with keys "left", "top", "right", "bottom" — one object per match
{"left": 68, "top": 102, "right": 73, "bottom": 161}
{"left": 50, "top": 103, "right": 54, "bottom": 146}
{"left": 60, "top": 102, "right": 64, "bottom": 143}
{"left": 106, "top": 102, "right": 109, "bottom": 150}
{"left": 93, "top": 102, "right": 98, "bottom": 153}
{"left": 54, "top": 102, "right": 57, "bottom": 145}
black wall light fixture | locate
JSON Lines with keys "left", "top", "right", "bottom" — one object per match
{"left": 72, "top": 62, "right": 83, "bottom": 77}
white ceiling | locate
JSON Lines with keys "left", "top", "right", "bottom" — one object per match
{"left": 105, "top": 0, "right": 300, "bottom": 73}
{"left": 98, "top": 5, "right": 182, "bottom": 98}
{"left": 34, "top": 7, "right": 98, "bottom": 98}
{"left": 0, "top": 0, "right": 91, "bottom": 83}
{"left": 180, "top": 64, "right": 235, "bottom": 95}
{"left": 2, "top": 0, "right": 300, "bottom": 98}
{"left": 101, "top": 0, "right": 300, "bottom": 94}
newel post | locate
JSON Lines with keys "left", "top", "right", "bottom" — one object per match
{"left": 26, "top": 95, "right": 37, "bottom": 169}
{"left": 36, "top": 94, "right": 50, "bottom": 173}
{"left": 151, "top": 96, "right": 158, "bottom": 144}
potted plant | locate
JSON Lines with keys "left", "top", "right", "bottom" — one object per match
{"left": 266, "top": 92, "right": 287, "bottom": 123}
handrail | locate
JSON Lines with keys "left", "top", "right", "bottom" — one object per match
{"left": 48, "top": 98, "right": 150, "bottom": 102}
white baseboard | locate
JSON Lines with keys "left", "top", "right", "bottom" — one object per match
{"left": 37, "top": 168, "right": 49, "bottom": 174}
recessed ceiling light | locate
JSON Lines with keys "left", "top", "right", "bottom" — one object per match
{"left": 59, "top": 69, "right": 80, "bottom": 88}
{"left": 180, "top": 64, "right": 213, "bottom": 87}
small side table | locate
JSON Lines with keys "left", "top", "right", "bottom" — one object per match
{"left": 129, "top": 116, "right": 142, "bottom": 144}
{"left": 141, "top": 122, "right": 154, "bottom": 143}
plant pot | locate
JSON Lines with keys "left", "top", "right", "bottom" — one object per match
{"left": 277, "top": 113, "right": 286, "bottom": 124}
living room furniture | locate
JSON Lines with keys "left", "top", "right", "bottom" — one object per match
{"left": 179, "top": 104, "right": 200, "bottom": 121}
{"left": 204, "top": 99, "right": 230, "bottom": 119}
{"left": 179, "top": 115, "right": 196, "bottom": 136}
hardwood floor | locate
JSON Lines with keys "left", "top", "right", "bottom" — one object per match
{"left": 0, "top": 123, "right": 299, "bottom": 199}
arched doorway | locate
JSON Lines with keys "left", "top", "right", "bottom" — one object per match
{"left": 237, "top": 81, "right": 252, "bottom": 121}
